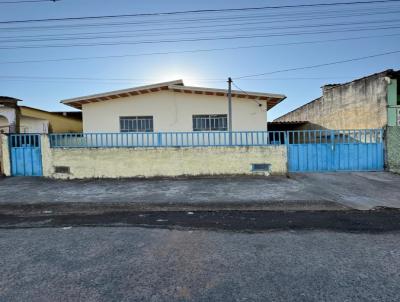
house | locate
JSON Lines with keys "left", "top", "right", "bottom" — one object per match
{"left": 0, "top": 97, "right": 82, "bottom": 133}
{"left": 274, "top": 69, "right": 400, "bottom": 173}
{"left": 274, "top": 69, "right": 399, "bottom": 129}
{"left": 61, "top": 80, "right": 286, "bottom": 133}
{"left": 1, "top": 80, "right": 288, "bottom": 178}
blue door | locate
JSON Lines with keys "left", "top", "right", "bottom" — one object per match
{"left": 9, "top": 134, "right": 43, "bottom": 176}
{"left": 288, "top": 129, "right": 384, "bottom": 172}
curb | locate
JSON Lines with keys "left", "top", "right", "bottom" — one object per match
{"left": 0, "top": 200, "right": 353, "bottom": 216}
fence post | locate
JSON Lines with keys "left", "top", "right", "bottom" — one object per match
{"left": 284, "top": 131, "right": 290, "bottom": 174}
{"left": 157, "top": 133, "right": 162, "bottom": 147}
{"left": 40, "top": 134, "right": 52, "bottom": 177}
{"left": 0, "top": 134, "right": 11, "bottom": 176}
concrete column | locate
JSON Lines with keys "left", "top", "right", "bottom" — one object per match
{"left": 387, "top": 79, "right": 399, "bottom": 127}
{"left": 0, "top": 134, "right": 11, "bottom": 176}
{"left": 386, "top": 126, "right": 400, "bottom": 173}
{"left": 40, "top": 134, "right": 53, "bottom": 177}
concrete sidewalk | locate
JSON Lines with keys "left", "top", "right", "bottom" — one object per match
{"left": 0, "top": 172, "right": 400, "bottom": 212}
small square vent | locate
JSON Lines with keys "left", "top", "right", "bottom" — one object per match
{"left": 251, "top": 163, "right": 271, "bottom": 172}
{"left": 54, "top": 166, "right": 70, "bottom": 174}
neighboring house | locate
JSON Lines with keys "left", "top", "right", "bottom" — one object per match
{"left": 274, "top": 69, "right": 400, "bottom": 129}
{"left": 61, "top": 80, "right": 286, "bottom": 133}
{"left": 0, "top": 96, "right": 82, "bottom": 133}
{"left": 274, "top": 69, "right": 400, "bottom": 173}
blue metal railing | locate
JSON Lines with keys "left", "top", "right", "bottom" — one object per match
{"left": 49, "top": 131, "right": 286, "bottom": 148}
{"left": 286, "top": 129, "right": 384, "bottom": 144}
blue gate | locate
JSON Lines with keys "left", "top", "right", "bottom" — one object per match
{"left": 288, "top": 129, "right": 384, "bottom": 172}
{"left": 9, "top": 134, "right": 43, "bottom": 176}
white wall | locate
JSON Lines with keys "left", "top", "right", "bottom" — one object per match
{"left": 0, "top": 107, "right": 16, "bottom": 133}
{"left": 82, "top": 90, "right": 267, "bottom": 132}
{"left": 0, "top": 113, "right": 49, "bottom": 134}
{"left": 20, "top": 116, "right": 49, "bottom": 133}
{"left": 0, "top": 116, "right": 9, "bottom": 133}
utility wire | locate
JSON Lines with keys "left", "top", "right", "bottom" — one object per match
{"left": 0, "top": 76, "right": 356, "bottom": 83}
{"left": 2, "top": 47, "right": 399, "bottom": 83}
{"left": 2, "top": 18, "right": 400, "bottom": 42}
{"left": 234, "top": 50, "right": 400, "bottom": 79}
{"left": 1, "top": 33, "right": 398, "bottom": 65}
{"left": 1, "top": 25, "right": 399, "bottom": 49}
{"left": 1, "top": 6, "right": 398, "bottom": 31}
{"left": 0, "top": 0, "right": 59, "bottom": 3}
{"left": 231, "top": 82, "right": 263, "bottom": 106}
{"left": 0, "top": 0, "right": 399, "bottom": 24}
{"left": 3, "top": 14, "right": 400, "bottom": 38}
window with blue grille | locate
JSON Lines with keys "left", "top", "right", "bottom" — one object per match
{"left": 120, "top": 116, "right": 153, "bottom": 132}
{"left": 192, "top": 114, "right": 227, "bottom": 131}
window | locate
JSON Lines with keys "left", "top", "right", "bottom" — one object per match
{"left": 120, "top": 116, "right": 153, "bottom": 132}
{"left": 192, "top": 114, "right": 227, "bottom": 131}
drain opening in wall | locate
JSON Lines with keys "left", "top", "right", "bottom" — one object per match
{"left": 251, "top": 163, "right": 271, "bottom": 172}
{"left": 54, "top": 166, "right": 70, "bottom": 174}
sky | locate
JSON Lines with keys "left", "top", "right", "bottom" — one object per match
{"left": 0, "top": 0, "right": 399, "bottom": 121}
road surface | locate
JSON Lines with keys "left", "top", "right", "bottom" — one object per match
{"left": 1, "top": 226, "right": 399, "bottom": 302}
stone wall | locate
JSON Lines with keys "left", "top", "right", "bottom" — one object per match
{"left": 387, "top": 126, "right": 400, "bottom": 173}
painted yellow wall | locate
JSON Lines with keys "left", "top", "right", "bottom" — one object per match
{"left": 82, "top": 90, "right": 267, "bottom": 132}
{"left": 20, "top": 107, "right": 82, "bottom": 133}
{"left": 41, "top": 140, "right": 287, "bottom": 179}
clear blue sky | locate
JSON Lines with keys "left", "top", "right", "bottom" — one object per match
{"left": 0, "top": 0, "right": 399, "bottom": 120}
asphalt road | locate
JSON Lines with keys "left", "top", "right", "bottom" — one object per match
{"left": 1, "top": 227, "right": 400, "bottom": 302}
{"left": 1, "top": 209, "right": 400, "bottom": 232}
{"left": 1, "top": 172, "right": 400, "bottom": 210}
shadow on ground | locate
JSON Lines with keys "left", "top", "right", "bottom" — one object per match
{"left": 2, "top": 209, "right": 400, "bottom": 232}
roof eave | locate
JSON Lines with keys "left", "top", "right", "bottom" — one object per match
{"left": 60, "top": 80, "right": 286, "bottom": 110}
{"left": 60, "top": 79, "right": 184, "bottom": 106}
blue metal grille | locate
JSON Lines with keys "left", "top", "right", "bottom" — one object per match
{"left": 192, "top": 115, "right": 227, "bottom": 131}
{"left": 287, "top": 129, "right": 384, "bottom": 172}
{"left": 120, "top": 116, "right": 153, "bottom": 132}
{"left": 49, "top": 131, "right": 286, "bottom": 148}
{"left": 9, "top": 134, "right": 43, "bottom": 176}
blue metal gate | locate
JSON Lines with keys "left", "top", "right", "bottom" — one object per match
{"left": 9, "top": 134, "right": 43, "bottom": 176}
{"left": 288, "top": 129, "right": 384, "bottom": 172}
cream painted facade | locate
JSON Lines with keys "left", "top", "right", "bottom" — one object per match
{"left": 41, "top": 144, "right": 287, "bottom": 179}
{"left": 82, "top": 90, "right": 268, "bottom": 133}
